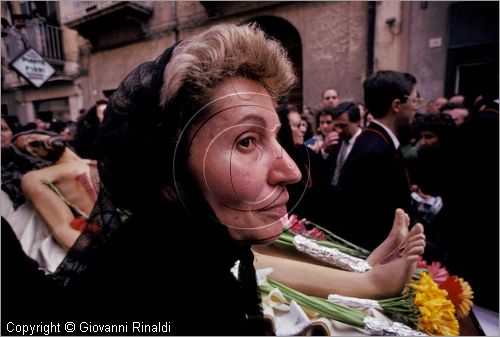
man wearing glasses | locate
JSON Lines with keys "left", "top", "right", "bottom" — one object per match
{"left": 334, "top": 71, "right": 418, "bottom": 251}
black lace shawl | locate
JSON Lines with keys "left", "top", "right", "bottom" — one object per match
{"left": 49, "top": 43, "right": 270, "bottom": 335}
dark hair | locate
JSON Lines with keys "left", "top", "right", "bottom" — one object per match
{"left": 363, "top": 70, "right": 416, "bottom": 118}
{"left": 315, "top": 106, "right": 334, "bottom": 131}
{"left": 439, "top": 102, "right": 461, "bottom": 113}
{"left": 276, "top": 104, "right": 297, "bottom": 156}
{"left": 413, "top": 112, "right": 456, "bottom": 148}
{"left": 329, "top": 101, "right": 361, "bottom": 123}
{"left": 471, "top": 98, "right": 499, "bottom": 115}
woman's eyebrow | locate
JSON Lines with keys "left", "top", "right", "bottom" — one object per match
{"left": 236, "top": 115, "right": 281, "bottom": 133}
{"left": 235, "top": 114, "right": 268, "bottom": 127}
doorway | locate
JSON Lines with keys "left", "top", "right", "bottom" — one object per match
{"left": 246, "top": 16, "right": 303, "bottom": 111}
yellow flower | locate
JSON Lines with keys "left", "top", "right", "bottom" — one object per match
{"left": 456, "top": 278, "right": 474, "bottom": 319}
{"left": 409, "top": 272, "right": 460, "bottom": 336}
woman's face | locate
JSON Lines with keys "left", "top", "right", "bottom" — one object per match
{"left": 418, "top": 130, "right": 440, "bottom": 151}
{"left": 288, "top": 112, "right": 306, "bottom": 145}
{"left": 186, "top": 77, "right": 301, "bottom": 244}
{"left": 13, "top": 133, "right": 66, "bottom": 161}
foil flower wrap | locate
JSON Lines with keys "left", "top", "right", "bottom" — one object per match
{"left": 328, "top": 294, "right": 382, "bottom": 310}
{"left": 363, "top": 317, "right": 427, "bottom": 336}
{"left": 293, "top": 235, "right": 371, "bottom": 272}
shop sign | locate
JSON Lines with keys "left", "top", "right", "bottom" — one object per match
{"left": 9, "top": 48, "right": 55, "bottom": 88}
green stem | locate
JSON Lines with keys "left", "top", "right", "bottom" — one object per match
{"left": 280, "top": 230, "right": 368, "bottom": 258}
{"left": 307, "top": 221, "right": 371, "bottom": 257}
{"left": 262, "top": 278, "right": 366, "bottom": 328}
{"left": 40, "top": 179, "right": 90, "bottom": 220}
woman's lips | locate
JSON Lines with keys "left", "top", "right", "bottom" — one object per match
{"left": 260, "top": 195, "right": 288, "bottom": 219}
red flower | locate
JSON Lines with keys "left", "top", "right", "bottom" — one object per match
{"left": 70, "top": 217, "right": 87, "bottom": 231}
{"left": 70, "top": 217, "right": 101, "bottom": 234}
{"left": 439, "top": 275, "right": 474, "bottom": 319}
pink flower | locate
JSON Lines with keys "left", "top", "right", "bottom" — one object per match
{"left": 417, "top": 257, "right": 449, "bottom": 284}
{"left": 426, "top": 261, "right": 449, "bottom": 284}
{"left": 417, "top": 256, "right": 427, "bottom": 269}
{"left": 289, "top": 214, "right": 306, "bottom": 234}
{"left": 306, "top": 228, "right": 326, "bottom": 240}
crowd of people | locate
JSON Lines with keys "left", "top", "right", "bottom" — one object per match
{"left": 276, "top": 76, "right": 499, "bottom": 314}
{"left": 1, "top": 22, "right": 498, "bottom": 334}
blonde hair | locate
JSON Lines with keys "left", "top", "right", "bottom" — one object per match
{"left": 161, "top": 23, "right": 296, "bottom": 110}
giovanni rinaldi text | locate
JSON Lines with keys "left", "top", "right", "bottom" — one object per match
{"left": 5, "top": 321, "right": 172, "bottom": 335}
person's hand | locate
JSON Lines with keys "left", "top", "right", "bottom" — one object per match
{"left": 411, "top": 184, "right": 433, "bottom": 200}
{"left": 322, "top": 131, "right": 339, "bottom": 152}
{"left": 308, "top": 140, "right": 322, "bottom": 153}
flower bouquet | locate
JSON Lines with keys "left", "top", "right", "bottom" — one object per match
{"left": 262, "top": 214, "right": 474, "bottom": 336}
{"left": 259, "top": 273, "right": 426, "bottom": 336}
{"left": 326, "top": 258, "right": 474, "bottom": 335}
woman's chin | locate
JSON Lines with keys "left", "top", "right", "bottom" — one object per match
{"left": 227, "top": 220, "right": 283, "bottom": 245}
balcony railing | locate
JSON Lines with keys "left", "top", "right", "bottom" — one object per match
{"left": 23, "top": 21, "right": 64, "bottom": 62}
{"left": 2, "top": 21, "right": 64, "bottom": 63}
{"left": 63, "top": 1, "right": 153, "bottom": 23}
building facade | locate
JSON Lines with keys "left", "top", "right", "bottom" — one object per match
{"left": 2, "top": 1, "right": 498, "bottom": 125}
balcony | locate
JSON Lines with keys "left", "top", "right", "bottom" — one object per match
{"left": 200, "top": 1, "right": 284, "bottom": 19}
{"left": 63, "top": 1, "right": 153, "bottom": 50}
{"left": 24, "top": 21, "right": 64, "bottom": 62}
{"left": 3, "top": 21, "right": 64, "bottom": 63}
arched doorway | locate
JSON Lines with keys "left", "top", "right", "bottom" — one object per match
{"left": 246, "top": 16, "right": 303, "bottom": 111}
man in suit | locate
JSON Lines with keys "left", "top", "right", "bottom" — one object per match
{"left": 327, "top": 102, "right": 363, "bottom": 187}
{"left": 335, "top": 71, "right": 418, "bottom": 250}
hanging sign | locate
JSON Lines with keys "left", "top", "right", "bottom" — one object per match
{"left": 9, "top": 48, "right": 55, "bottom": 88}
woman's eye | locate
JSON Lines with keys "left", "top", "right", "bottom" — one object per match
{"left": 238, "top": 136, "right": 254, "bottom": 149}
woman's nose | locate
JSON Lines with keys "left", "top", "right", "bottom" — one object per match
{"left": 267, "top": 145, "right": 301, "bottom": 186}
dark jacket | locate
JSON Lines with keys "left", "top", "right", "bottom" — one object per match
{"left": 335, "top": 122, "right": 412, "bottom": 250}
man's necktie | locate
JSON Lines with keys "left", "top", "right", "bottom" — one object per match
{"left": 332, "top": 140, "right": 349, "bottom": 186}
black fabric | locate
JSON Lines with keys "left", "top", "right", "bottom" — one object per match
{"left": 285, "top": 145, "right": 330, "bottom": 226}
{"left": 1, "top": 218, "right": 64, "bottom": 324}
{"left": 275, "top": 106, "right": 330, "bottom": 226}
{"left": 335, "top": 122, "right": 413, "bottom": 250}
{"left": 443, "top": 110, "right": 499, "bottom": 312}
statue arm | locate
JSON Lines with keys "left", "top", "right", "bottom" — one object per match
{"left": 21, "top": 164, "right": 82, "bottom": 250}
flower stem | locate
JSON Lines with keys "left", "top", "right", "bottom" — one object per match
{"left": 262, "top": 278, "right": 366, "bottom": 328}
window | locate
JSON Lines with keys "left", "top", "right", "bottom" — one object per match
{"left": 33, "top": 97, "right": 70, "bottom": 122}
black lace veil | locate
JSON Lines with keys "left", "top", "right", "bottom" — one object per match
{"left": 51, "top": 42, "right": 266, "bottom": 332}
